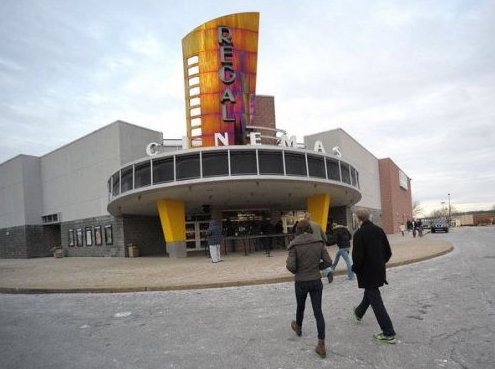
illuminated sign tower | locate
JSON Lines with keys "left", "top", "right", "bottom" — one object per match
{"left": 182, "top": 12, "right": 259, "bottom": 147}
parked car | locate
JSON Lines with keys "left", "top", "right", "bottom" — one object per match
{"left": 431, "top": 218, "right": 449, "bottom": 233}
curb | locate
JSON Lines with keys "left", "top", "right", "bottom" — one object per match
{"left": 0, "top": 244, "right": 454, "bottom": 295}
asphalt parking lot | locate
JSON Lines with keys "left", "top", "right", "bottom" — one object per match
{"left": 0, "top": 226, "right": 493, "bottom": 369}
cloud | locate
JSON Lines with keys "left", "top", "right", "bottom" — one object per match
{"left": 0, "top": 0, "right": 494, "bottom": 213}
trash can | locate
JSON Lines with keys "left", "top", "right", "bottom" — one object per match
{"left": 128, "top": 243, "right": 139, "bottom": 257}
{"left": 54, "top": 249, "right": 64, "bottom": 258}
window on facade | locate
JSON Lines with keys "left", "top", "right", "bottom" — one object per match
{"left": 202, "top": 151, "right": 229, "bottom": 177}
{"left": 187, "top": 55, "right": 199, "bottom": 66}
{"left": 351, "top": 166, "right": 357, "bottom": 187}
{"left": 153, "top": 158, "right": 174, "bottom": 184}
{"left": 326, "top": 158, "right": 340, "bottom": 181}
{"left": 230, "top": 151, "right": 257, "bottom": 175}
{"left": 121, "top": 166, "right": 133, "bottom": 193}
{"left": 42, "top": 213, "right": 59, "bottom": 224}
{"left": 112, "top": 172, "right": 120, "bottom": 196}
{"left": 259, "top": 151, "right": 284, "bottom": 175}
{"left": 308, "top": 155, "right": 326, "bottom": 179}
{"left": 341, "top": 163, "right": 351, "bottom": 184}
{"left": 135, "top": 162, "right": 151, "bottom": 188}
{"left": 176, "top": 154, "right": 200, "bottom": 180}
{"left": 285, "top": 152, "right": 307, "bottom": 176}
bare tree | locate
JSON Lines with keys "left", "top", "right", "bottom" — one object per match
{"left": 412, "top": 200, "right": 424, "bottom": 218}
{"left": 430, "top": 208, "right": 448, "bottom": 218}
{"left": 430, "top": 204, "right": 458, "bottom": 218}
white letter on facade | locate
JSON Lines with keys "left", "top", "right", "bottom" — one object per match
{"left": 332, "top": 146, "right": 342, "bottom": 158}
{"left": 215, "top": 132, "right": 229, "bottom": 146}
{"left": 250, "top": 132, "right": 261, "bottom": 145}
{"left": 313, "top": 140, "right": 326, "bottom": 153}
{"left": 279, "top": 135, "right": 297, "bottom": 148}
{"left": 146, "top": 142, "right": 159, "bottom": 156}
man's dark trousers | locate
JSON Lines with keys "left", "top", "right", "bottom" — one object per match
{"left": 355, "top": 287, "right": 395, "bottom": 336}
{"left": 295, "top": 279, "right": 325, "bottom": 339}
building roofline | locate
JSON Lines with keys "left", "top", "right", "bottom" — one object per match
{"left": 40, "top": 120, "right": 163, "bottom": 159}
{"left": 304, "top": 127, "right": 379, "bottom": 160}
{"left": 0, "top": 154, "right": 40, "bottom": 167}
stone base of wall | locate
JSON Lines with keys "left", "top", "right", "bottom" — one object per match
{"left": 0, "top": 224, "right": 58, "bottom": 258}
{"left": 123, "top": 216, "right": 166, "bottom": 256}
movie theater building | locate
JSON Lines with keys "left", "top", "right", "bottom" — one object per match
{"left": 0, "top": 12, "right": 412, "bottom": 258}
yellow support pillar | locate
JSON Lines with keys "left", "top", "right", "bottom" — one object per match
{"left": 157, "top": 199, "right": 186, "bottom": 258}
{"left": 307, "top": 194, "right": 331, "bottom": 232}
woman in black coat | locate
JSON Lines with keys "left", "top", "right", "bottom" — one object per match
{"left": 351, "top": 209, "right": 397, "bottom": 344}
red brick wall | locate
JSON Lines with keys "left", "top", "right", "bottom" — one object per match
{"left": 251, "top": 95, "right": 276, "bottom": 144}
{"left": 379, "top": 158, "right": 413, "bottom": 234}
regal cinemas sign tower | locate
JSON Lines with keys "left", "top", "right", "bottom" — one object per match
{"left": 107, "top": 12, "right": 362, "bottom": 258}
{"left": 182, "top": 12, "right": 259, "bottom": 147}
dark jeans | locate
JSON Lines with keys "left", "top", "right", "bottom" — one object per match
{"left": 295, "top": 279, "right": 325, "bottom": 339}
{"left": 355, "top": 287, "right": 396, "bottom": 337}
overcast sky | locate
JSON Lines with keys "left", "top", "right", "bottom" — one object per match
{"left": 1, "top": 0, "right": 494, "bottom": 216}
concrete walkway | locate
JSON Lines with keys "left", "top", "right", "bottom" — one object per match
{"left": 0, "top": 233, "right": 452, "bottom": 293}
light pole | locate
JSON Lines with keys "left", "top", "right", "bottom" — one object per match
{"left": 448, "top": 193, "right": 451, "bottom": 224}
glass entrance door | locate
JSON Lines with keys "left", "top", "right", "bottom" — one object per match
{"left": 185, "top": 221, "right": 210, "bottom": 251}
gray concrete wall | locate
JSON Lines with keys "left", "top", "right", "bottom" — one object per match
{"left": 0, "top": 155, "right": 42, "bottom": 228}
{"left": 40, "top": 124, "right": 122, "bottom": 222}
{"left": 22, "top": 156, "right": 43, "bottom": 225}
{"left": 304, "top": 129, "right": 382, "bottom": 210}
{"left": 118, "top": 122, "right": 163, "bottom": 165}
{"left": 40, "top": 121, "right": 163, "bottom": 223}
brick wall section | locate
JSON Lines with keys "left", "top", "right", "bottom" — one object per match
{"left": 0, "top": 225, "right": 59, "bottom": 258}
{"left": 378, "top": 158, "right": 413, "bottom": 234}
{"left": 61, "top": 215, "right": 125, "bottom": 257}
{"left": 2, "top": 215, "right": 167, "bottom": 258}
{"left": 123, "top": 216, "right": 166, "bottom": 256}
{"left": 252, "top": 95, "right": 276, "bottom": 144}
{"left": 26, "top": 225, "right": 58, "bottom": 257}
{"left": 0, "top": 225, "right": 28, "bottom": 258}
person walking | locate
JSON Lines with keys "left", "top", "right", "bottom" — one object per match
{"left": 286, "top": 220, "right": 333, "bottom": 358}
{"left": 304, "top": 212, "right": 332, "bottom": 283}
{"left": 329, "top": 223, "right": 354, "bottom": 280}
{"left": 206, "top": 220, "right": 223, "bottom": 263}
{"left": 399, "top": 223, "right": 405, "bottom": 237}
{"left": 351, "top": 208, "right": 397, "bottom": 344}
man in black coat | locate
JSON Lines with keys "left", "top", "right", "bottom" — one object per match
{"left": 352, "top": 208, "right": 397, "bottom": 344}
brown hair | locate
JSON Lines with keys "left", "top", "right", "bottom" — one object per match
{"left": 296, "top": 220, "right": 313, "bottom": 235}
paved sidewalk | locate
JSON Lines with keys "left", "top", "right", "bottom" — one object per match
{"left": 0, "top": 233, "right": 452, "bottom": 293}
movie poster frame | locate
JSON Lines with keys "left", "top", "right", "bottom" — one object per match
{"left": 76, "top": 228, "right": 83, "bottom": 247}
{"left": 94, "top": 225, "right": 103, "bottom": 246}
{"left": 68, "top": 229, "right": 75, "bottom": 247}
{"left": 104, "top": 224, "right": 113, "bottom": 245}
{"left": 85, "top": 226, "right": 93, "bottom": 246}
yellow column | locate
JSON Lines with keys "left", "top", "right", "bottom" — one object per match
{"left": 307, "top": 194, "right": 331, "bottom": 232}
{"left": 157, "top": 199, "right": 186, "bottom": 258}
